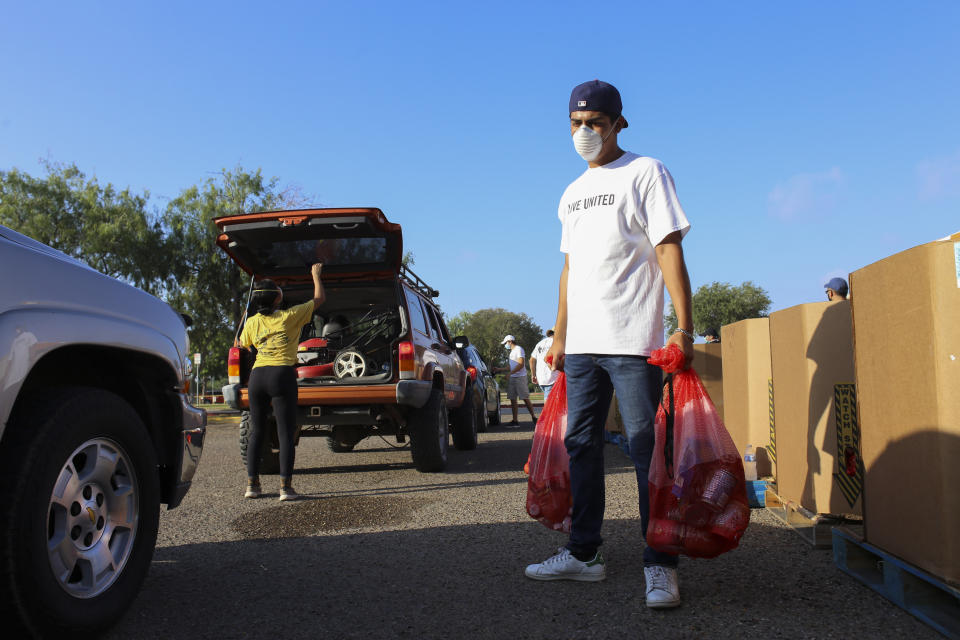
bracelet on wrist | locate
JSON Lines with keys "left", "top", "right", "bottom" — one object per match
{"left": 674, "top": 328, "right": 694, "bottom": 342}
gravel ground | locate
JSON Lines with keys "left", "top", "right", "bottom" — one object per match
{"left": 106, "top": 412, "right": 941, "bottom": 640}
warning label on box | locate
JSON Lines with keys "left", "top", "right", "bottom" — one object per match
{"left": 834, "top": 383, "right": 863, "bottom": 507}
{"left": 767, "top": 378, "right": 776, "bottom": 465}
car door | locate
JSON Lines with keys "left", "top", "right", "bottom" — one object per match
{"left": 477, "top": 350, "right": 499, "bottom": 412}
{"left": 422, "top": 302, "right": 462, "bottom": 405}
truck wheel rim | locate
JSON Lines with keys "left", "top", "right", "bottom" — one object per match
{"left": 46, "top": 437, "right": 139, "bottom": 599}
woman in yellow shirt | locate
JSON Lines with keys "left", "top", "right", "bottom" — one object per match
{"left": 239, "top": 263, "right": 325, "bottom": 500}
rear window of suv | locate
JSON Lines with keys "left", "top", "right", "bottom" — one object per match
{"left": 260, "top": 237, "right": 388, "bottom": 270}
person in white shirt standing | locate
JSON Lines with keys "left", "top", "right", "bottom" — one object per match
{"left": 494, "top": 335, "right": 538, "bottom": 427}
{"left": 524, "top": 80, "right": 695, "bottom": 610}
{"left": 529, "top": 328, "right": 560, "bottom": 401}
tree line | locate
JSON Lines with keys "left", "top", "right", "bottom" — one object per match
{"left": 1, "top": 161, "right": 772, "bottom": 386}
{"left": 0, "top": 161, "right": 307, "bottom": 382}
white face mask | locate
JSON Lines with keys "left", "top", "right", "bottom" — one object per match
{"left": 505, "top": 343, "right": 512, "bottom": 350}
{"left": 572, "top": 116, "right": 620, "bottom": 162}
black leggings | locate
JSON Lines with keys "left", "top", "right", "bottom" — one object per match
{"left": 247, "top": 365, "right": 298, "bottom": 479}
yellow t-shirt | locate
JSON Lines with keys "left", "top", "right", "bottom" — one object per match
{"left": 239, "top": 301, "right": 315, "bottom": 368}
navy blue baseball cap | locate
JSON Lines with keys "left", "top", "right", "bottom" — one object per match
{"left": 569, "top": 80, "right": 627, "bottom": 127}
{"left": 824, "top": 277, "right": 848, "bottom": 296}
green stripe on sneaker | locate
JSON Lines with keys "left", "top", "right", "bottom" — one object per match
{"left": 585, "top": 553, "right": 604, "bottom": 566}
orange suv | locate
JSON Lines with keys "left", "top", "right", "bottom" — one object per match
{"left": 216, "top": 208, "right": 480, "bottom": 472}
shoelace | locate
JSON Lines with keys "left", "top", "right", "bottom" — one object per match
{"left": 647, "top": 566, "right": 671, "bottom": 590}
{"left": 543, "top": 548, "right": 571, "bottom": 565}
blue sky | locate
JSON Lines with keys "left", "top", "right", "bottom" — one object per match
{"left": 3, "top": 1, "right": 958, "bottom": 340}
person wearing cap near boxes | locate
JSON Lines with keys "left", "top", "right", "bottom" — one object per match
{"left": 524, "top": 80, "right": 694, "bottom": 609}
{"left": 493, "top": 334, "right": 538, "bottom": 427}
{"left": 530, "top": 328, "right": 560, "bottom": 401}
{"left": 824, "top": 277, "right": 848, "bottom": 301}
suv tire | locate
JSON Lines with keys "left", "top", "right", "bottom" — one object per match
{"left": 326, "top": 438, "right": 355, "bottom": 453}
{"left": 451, "top": 385, "right": 479, "bottom": 451}
{"left": 239, "top": 411, "right": 281, "bottom": 475}
{"left": 0, "top": 388, "right": 160, "bottom": 638}
{"left": 408, "top": 388, "right": 448, "bottom": 472}
{"left": 326, "top": 426, "right": 364, "bottom": 453}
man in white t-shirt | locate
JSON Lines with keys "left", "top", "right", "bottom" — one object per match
{"left": 494, "top": 334, "right": 538, "bottom": 427}
{"left": 524, "top": 80, "right": 695, "bottom": 610}
{"left": 529, "top": 328, "right": 560, "bottom": 401}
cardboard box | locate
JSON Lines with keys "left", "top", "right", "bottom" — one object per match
{"left": 720, "top": 318, "right": 774, "bottom": 478}
{"left": 769, "top": 301, "right": 861, "bottom": 516}
{"left": 850, "top": 234, "right": 960, "bottom": 584}
{"left": 693, "top": 342, "right": 724, "bottom": 422}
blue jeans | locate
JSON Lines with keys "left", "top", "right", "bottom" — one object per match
{"left": 540, "top": 384, "right": 553, "bottom": 402}
{"left": 563, "top": 354, "right": 678, "bottom": 567}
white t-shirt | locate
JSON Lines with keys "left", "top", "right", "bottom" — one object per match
{"left": 559, "top": 152, "right": 690, "bottom": 356}
{"left": 531, "top": 337, "right": 560, "bottom": 386}
{"left": 508, "top": 345, "right": 527, "bottom": 378}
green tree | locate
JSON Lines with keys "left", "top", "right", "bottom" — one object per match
{"left": 665, "top": 281, "right": 772, "bottom": 337}
{"left": 448, "top": 308, "right": 543, "bottom": 384}
{"left": 162, "top": 166, "right": 305, "bottom": 380}
{"left": 0, "top": 161, "right": 167, "bottom": 293}
{"left": 445, "top": 310, "right": 471, "bottom": 338}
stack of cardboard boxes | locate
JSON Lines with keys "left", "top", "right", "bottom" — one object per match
{"left": 717, "top": 233, "right": 959, "bottom": 588}
{"left": 721, "top": 318, "right": 773, "bottom": 479}
{"left": 693, "top": 342, "right": 724, "bottom": 421}
{"left": 768, "top": 300, "right": 862, "bottom": 518}
{"left": 849, "top": 235, "right": 959, "bottom": 585}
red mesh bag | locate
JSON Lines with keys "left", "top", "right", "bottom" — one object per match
{"left": 646, "top": 344, "right": 750, "bottom": 558}
{"left": 525, "top": 372, "right": 572, "bottom": 533}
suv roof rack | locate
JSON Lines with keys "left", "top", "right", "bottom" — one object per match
{"left": 400, "top": 264, "right": 439, "bottom": 298}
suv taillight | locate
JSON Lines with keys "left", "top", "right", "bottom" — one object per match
{"left": 467, "top": 366, "right": 477, "bottom": 381}
{"left": 228, "top": 347, "right": 242, "bottom": 384}
{"left": 398, "top": 341, "right": 414, "bottom": 379}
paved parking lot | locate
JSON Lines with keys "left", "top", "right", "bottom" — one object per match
{"left": 106, "top": 412, "right": 939, "bottom": 640}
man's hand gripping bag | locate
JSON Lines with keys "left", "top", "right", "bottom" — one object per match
{"left": 646, "top": 344, "right": 750, "bottom": 558}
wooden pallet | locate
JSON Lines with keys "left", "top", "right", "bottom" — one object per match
{"left": 833, "top": 527, "right": 960, "bottom": 639}
{"left": 764, "top": 487, "right": 861, "bottom": 548}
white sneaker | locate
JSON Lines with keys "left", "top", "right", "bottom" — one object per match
{"left": 525, "top": 547, "right": 606, "bottom": 582}
{"left": 279, "top": 486, "right": 300, "bottom": 501}
{"left": 644, "top": 565, "right": 681, "bottom": 608}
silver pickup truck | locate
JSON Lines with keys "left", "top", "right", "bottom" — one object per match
{"left": 0, "top": 224, "right": 206, "bottom": 638}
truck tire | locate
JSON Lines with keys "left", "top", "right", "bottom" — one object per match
{"left": 239, "top": 411, "right": 281, "bottom": 475}
{"left": 0, "top": 387, "right": 160, "bottom": 638}
{"left": 451, "top": 385, "right": 478, "bottom": 451}
{"left": 408, "top": 388, "right": 448, "bottom": 472}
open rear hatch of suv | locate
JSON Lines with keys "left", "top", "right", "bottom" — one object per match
{"left": 216, "top": 208, "right": 407, "bottom": 386}
{"left": 215, "top": 208, "right": 403, "bottom": 282}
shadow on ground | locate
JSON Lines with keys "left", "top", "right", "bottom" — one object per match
{"left": 108, "top": 514, "right": 938, "bottom": 640}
